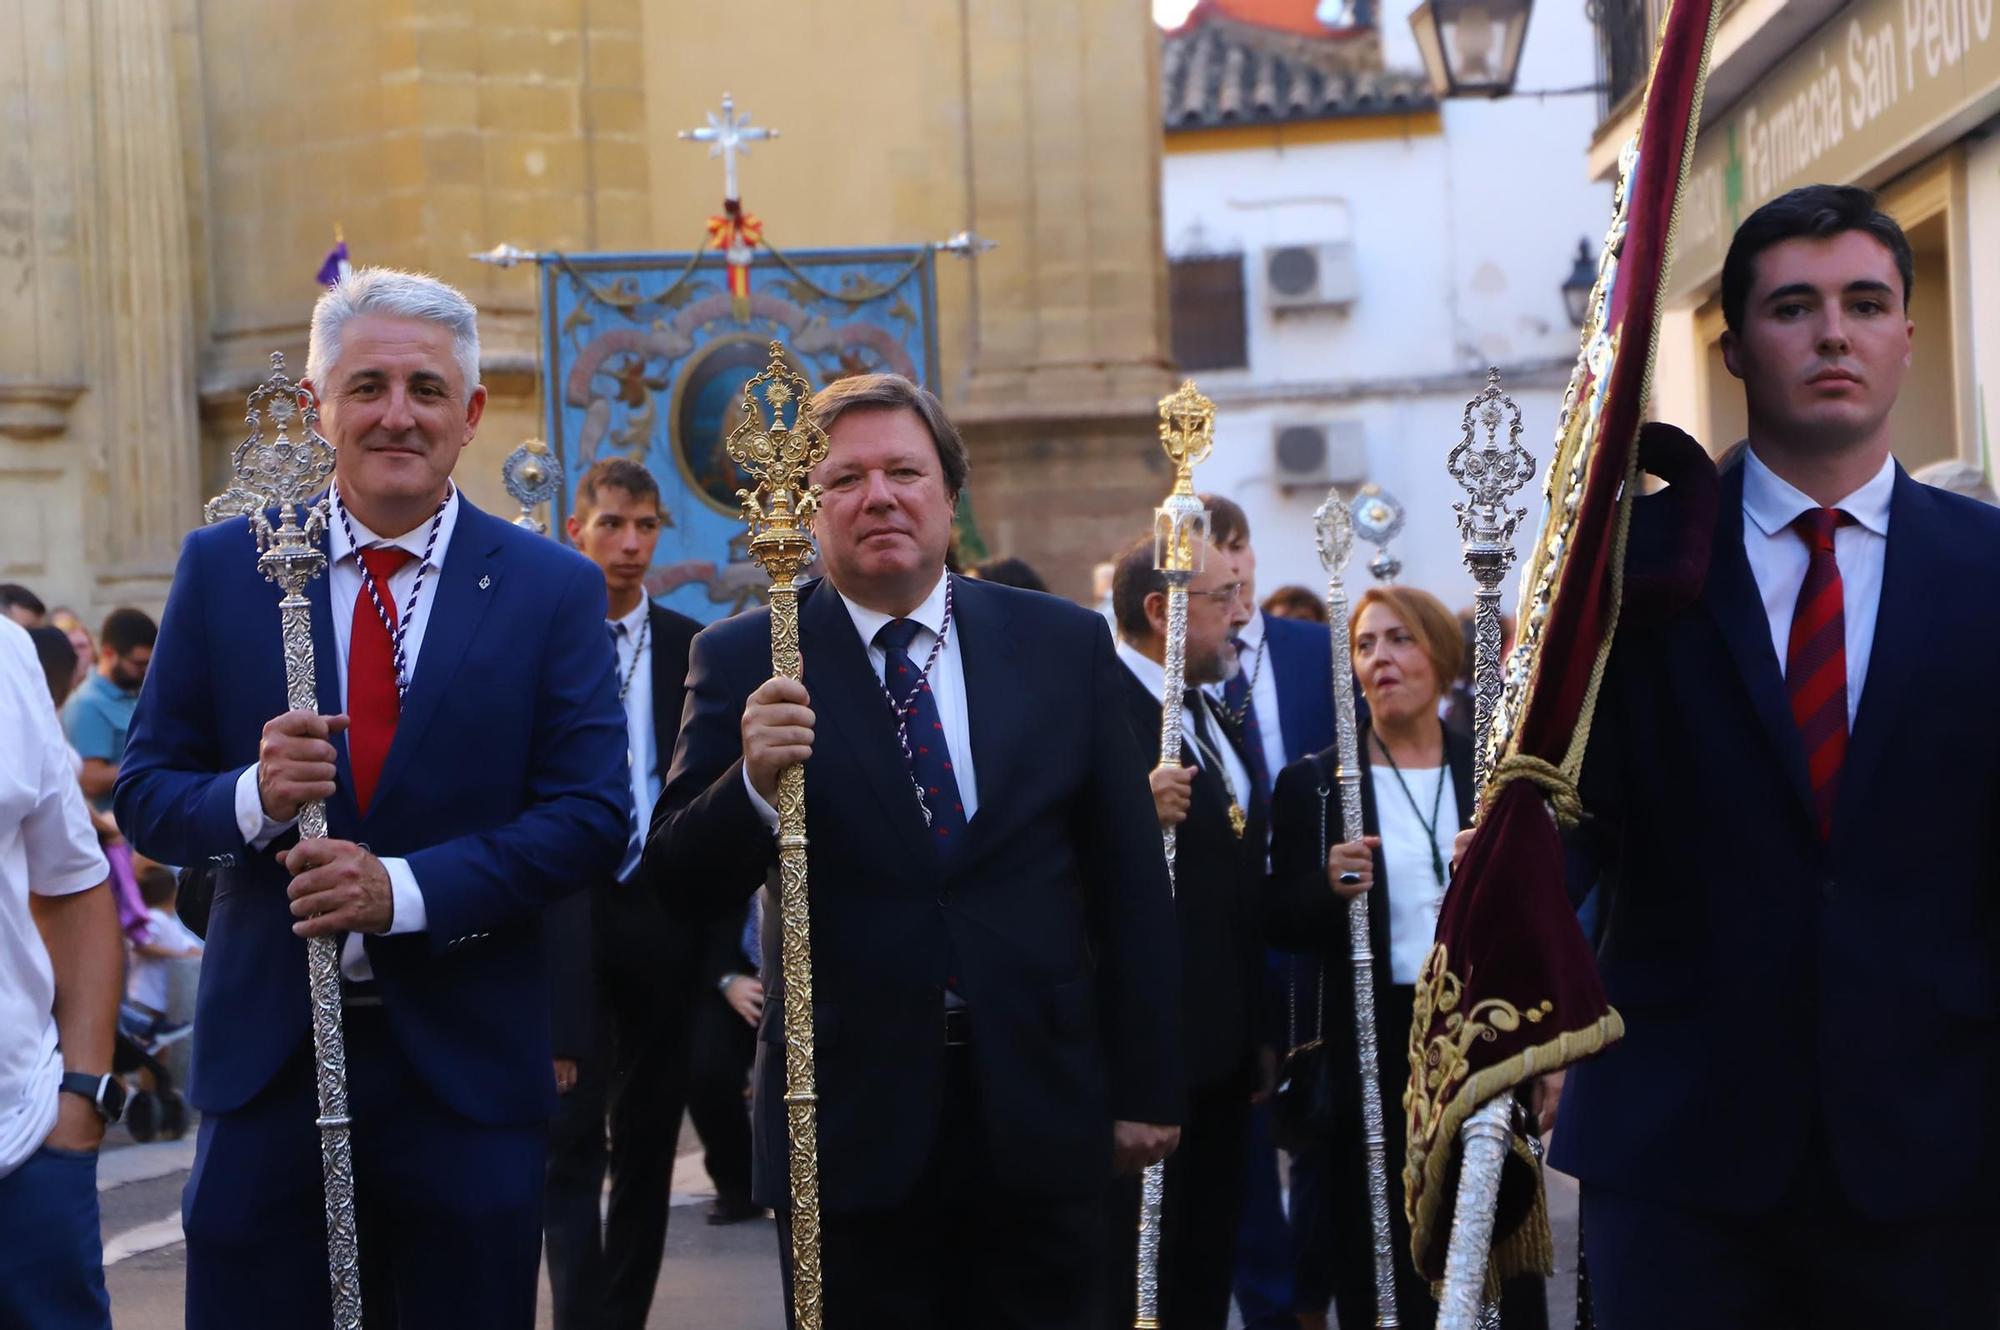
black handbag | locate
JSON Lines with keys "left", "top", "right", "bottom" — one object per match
{"left": 1272, "top": 754, "right": 1341, "bottom": 1154}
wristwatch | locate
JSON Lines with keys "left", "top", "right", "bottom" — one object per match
{"left": 60, "top": 1071, "right": 127, "bottom": 1126}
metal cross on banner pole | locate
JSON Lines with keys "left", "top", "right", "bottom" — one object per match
{"left": 1436, "top": 368, "right": 1537, "bottom": 1330}
{"left": 1133, "top": 380, "right": 1215, "bottom": 1329}
{"left": 202, "top": 353, "right": 363, "bottom": 1329}
{"left": 1312, "top": 489, "right": 1401, "bottom": 1329}
{"left": 724, "top": 344, "right": 831, "bottom": 1329}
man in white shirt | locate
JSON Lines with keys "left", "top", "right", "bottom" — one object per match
{"left": 0, "top": 617, "right": 121, "bottom": 1329}
{"left": 116, "top": 268, "right": 629, "bottom": 1329}
{"left": 1554, "top": 184, "right": 2000, "bottom": 1328}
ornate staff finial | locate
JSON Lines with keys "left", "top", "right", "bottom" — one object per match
{"left": 204, "top": 353, "right": 337, "bottom": 560}
{"left": 1313, "top": 486, "right": 1355, "bottom": 577}
{"left": 726, "top": 344, "right": 828, "bottom": 582}
{"left": 1154, "top": 380, "right": 1216, "bottom": 580}
{"left": 501, "top": 438, "right": 563, "bottom": 533}
{"left": 1351, "top": 484, "right": 1408, "bottom": 583}
{"left": 1157, "top": 380, "right": 1216, "bottom": 499}
{"left": 1447, "top": 368, "right": 1536, "bottom": 550}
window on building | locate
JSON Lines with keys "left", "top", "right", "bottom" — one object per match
{"left": 1169, "top": 255, "right": 1248, "bottom": 371}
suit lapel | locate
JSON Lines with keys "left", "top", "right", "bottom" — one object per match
{"left": 1837, "top": 466, "right": 1935, "bottom": 832}
{"left": 648, "top": 605, "right": 680, "bottom": 759}
{"left": 800, "top": 581, "right": 935, "bottom": 863}
{"left": 368, "top": 501, "right": 504, "bottom": 816}
{"left": 1703, "top": 465, "right": 1815, "bottom": 826}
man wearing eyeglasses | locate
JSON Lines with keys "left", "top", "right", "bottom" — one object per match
{"left": 1101, "top": 535, "right": 1268, "bottom": 1327}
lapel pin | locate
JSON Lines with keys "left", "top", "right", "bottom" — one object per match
{"left": 478, "top": 574, "right": 492, "bottom": 590}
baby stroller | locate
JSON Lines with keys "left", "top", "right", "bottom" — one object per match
{"left": 114, "top": 1002, "right": 191, "bottom": 1142}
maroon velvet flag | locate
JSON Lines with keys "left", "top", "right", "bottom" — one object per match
{"left": 1402, "top": 0, "right": 1722, "bottom": 1291}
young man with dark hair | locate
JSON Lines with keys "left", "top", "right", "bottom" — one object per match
{"left": 540, "top": 457, "right": 727, "bottom": 1330}
{"left": 1555, "top": 183, "right": 2000, "bottom": 1326}
{"left": 60, "top": 608, "right": 156, "bottom": 811}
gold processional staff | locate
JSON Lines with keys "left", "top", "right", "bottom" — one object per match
{"left": 1134, "top": 380, "right": 1216, "bottom": 1329}
{"left": 723, "top": 345, "right": 832, "bottom": 1329}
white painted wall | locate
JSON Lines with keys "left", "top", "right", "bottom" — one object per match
{"left": 1162, "top": 2, "right": 1612, "bottom": 611}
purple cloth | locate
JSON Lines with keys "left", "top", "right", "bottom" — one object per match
{"left": 314, "top": 241, "right": 349, "bottom": 288}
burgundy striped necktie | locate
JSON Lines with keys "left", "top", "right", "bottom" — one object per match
{"left": 1786, "top": 507, "right": 1852, "bottom": 838}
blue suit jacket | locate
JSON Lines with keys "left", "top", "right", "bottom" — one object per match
{"left": 642, "top": 575, "right": 1184, "bottom": 1212}
{"left": 1553, "top": 460, "right": 2000, "bottom": 1219}
{"left": 1261, "top": 609, "right": 1335, "bottom": 764}
{"left": 115, "top": 498, "right": 629, "bottom": 1126}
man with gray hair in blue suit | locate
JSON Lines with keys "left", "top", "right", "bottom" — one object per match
{"left": 118, "top": 268, "right": 630, "bottom": 1328}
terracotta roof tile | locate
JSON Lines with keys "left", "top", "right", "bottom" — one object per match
{"left": 1161, "top": 17, "right": 1434, "bottom": 129}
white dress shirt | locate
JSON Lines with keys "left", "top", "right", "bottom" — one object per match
{"left": 610, "top": 598, "right": 659, "bottom": 878}
{"left": 1740, "top": 449, "right": 1893, "bottom": 728}
{"left": 747, "top": 572, "right": 979, "bottom": 826}
{"left": 233, "top": 486, "right": 460, "bottom": 979}
{"left": 1206, "top": 608, "right": 1287, "bottom": 795}
{"left": 1116, "top": 639, "right": 1254, "bottom": 821}
{"left": 1373, "top": 764, "right": 1455, "bottom": 984}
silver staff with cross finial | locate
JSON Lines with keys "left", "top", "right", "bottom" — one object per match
{"left": 1436, "top": 368, "right": 1538, "bottom": 1330}
{"left": 1312, "top": 489, "right": 1401, "bottom": 1328}
{"left": 679, "top": 92, "right": 776, "bottom": 209}
{"left": 203, "top": 353, "right": 363, "bottom": 1329}
{"left": 1133, "top": 380, "right": 1215, "bottom": 1329}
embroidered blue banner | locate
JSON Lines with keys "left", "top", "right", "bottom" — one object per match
{"left": 539, "top": 246, "right": 941, "bottom": 624}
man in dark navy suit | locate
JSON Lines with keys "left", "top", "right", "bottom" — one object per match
{"left": 1100, "top": 534, "right": 1268, "bottom": 1328}
{"left": 1199, "top": 494, "right": 1335, "bottom": 1329}
{"left": 643, "top": 373, "right": 1184, "bottom": 1329}
{"left": 1554, "top": 185, "right": 2000, "bottom": 1327}
{"left": 541, "top": 458, "right": 709, "bottom": 1330}
{"left": 116, "top": 269, "right": 629, "bottom": 1329}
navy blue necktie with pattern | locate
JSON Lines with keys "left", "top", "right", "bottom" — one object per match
{"left": 875, "top": 617, "right": 967, "bottom": 857}
{"left": 1223, "top": 636, "right": 1272, "bottom": 801}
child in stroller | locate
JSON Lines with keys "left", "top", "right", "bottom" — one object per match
{"left": 117, "top": 859, "right": 202, "bottom": 1141}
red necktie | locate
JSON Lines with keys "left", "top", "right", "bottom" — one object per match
{"left": 1786, "top": 508, "right": 1851, "bottom": 838}
{"left": 349, "top": 546, "right": 414, "bottom": 815}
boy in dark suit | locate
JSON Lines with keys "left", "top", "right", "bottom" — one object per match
{"left": 1555, "top": 185, "right": 2000, "bottom": 1328}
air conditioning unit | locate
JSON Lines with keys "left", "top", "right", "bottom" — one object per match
{"left": 1264, "top": 242, "right": 1359, "bottom": 311}
{"left": 1272, "top": 419, "right": 1367, "bottom": 489}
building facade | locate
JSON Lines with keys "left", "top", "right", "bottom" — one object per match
{"left": 1593, "top": 0, "right": 2000, "bottom": 471}
{"left": 1159, "top": 0, "right": 1612, "bottom": 608}
{"left": 0, "top": 0, "right": 1175, "bottom": 621}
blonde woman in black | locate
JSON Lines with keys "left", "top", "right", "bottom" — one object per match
{"left": 1267, "top": 584, "right": 1547, "bottom": 1330}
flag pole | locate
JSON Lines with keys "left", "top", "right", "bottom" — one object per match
{"left": 1435, "top": 369, "right": 1537, "bottom": 1330}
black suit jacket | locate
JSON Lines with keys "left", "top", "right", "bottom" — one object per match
{"left": 642, "top": 574, "right": 1184, "bottom": 1212}
{"left": 547, "top": 602, "right": 702, "bottom": 1059}
{"left": 1267, "top": 723, "right": 1475, "bottom": 1090}
{"left": 1551, "top": 460, "right": 2000, "bottom": 1220}
{"left": 1115, "top": 666, "right": 1268, "bottom": 1089}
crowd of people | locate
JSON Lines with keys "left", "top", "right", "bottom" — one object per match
{"left": 2, "top": 181, "right": 1997, "bottom": 1330}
